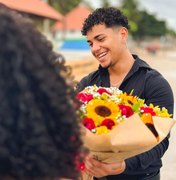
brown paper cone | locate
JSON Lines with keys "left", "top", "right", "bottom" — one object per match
{"left": 81, "top": 114, "right": 175, "bottom": 180}
{"left": 82, "top": 114, "right": 175, "bottom": 153}
{"left": 81, "top": 172, "right": 93, "bottom": 180}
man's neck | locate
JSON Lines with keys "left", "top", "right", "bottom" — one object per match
{"left": 108, "top": 53, "right": 134, "bottom": 87}
{"left": 109, "top": 53, "right": 134, "bottom": 76}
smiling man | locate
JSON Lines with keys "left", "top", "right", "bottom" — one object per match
{"left": 77, "top": 7, "right": 174, "bottom": 180}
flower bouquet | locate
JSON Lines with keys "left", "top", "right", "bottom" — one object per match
{"left": 76, "top": 85, "right": 175, "bottom": 180}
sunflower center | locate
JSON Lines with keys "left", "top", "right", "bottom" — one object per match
{"left": 95, "top": 106, "right": 111, "bottom": 117}
{"left": 127, "top": 100, "right": 133, "bottom": 105}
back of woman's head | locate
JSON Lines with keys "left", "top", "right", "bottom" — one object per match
{"left": 0, "top": 3, "right": 84, "bottom": 180}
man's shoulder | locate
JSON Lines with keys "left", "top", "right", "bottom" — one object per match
{"left": 134, "top": 55, "right": 161, "bottom": 76}
{"left": 133, "top": 55, "right": 169, "bottom": 86}
{"left": 134, "top": 55, "right": 151, "bottom": 69}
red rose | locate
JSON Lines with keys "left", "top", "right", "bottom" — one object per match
{"left": 76, "top": 92, "right": 93, "bottom": 103}
{"left": 76, "top": 162, "right": 85, "bottom": 171}
{"left": 101, "top": 118, "right": 115, "bottom": 129}
{"left": 97, "top": 88, "right": 112, "bottom": 95}
{"left": 82, "top": 118, "right": 96, "bottom": 130}
{"left": 140, "top": 107, "right": 156, "bottom": 116}
{"left": 74, "top": 153, "right": 85, "bottom": 171}
{"left": 118, "top": 104, "right": 134, "bottom": 117}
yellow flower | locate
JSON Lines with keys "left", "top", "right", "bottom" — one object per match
{"left": 141, "top": 113, "right": 153, "bottom": 124}
{"left": 119, "top": 92, "right": 144, "bottom": 107}
{"left": 160, "top": 107, "right": 172, "bottom": 117}
{"left": 156, "top": 107, "right": 171, "bottom": 117}
{"left": 86, "top": 99, "right": 120, "bottom": 126}
{"left": 151, "top": 104, "right": 171, "bottom": 117}
{"left": 96, "top": 126, "right": 110, "bottom": 135}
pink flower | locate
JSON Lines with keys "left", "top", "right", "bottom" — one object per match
{"left": 101, "top": 119, "right": 115, "bottom": 129}
{"left": 97, "top": 88, "right": 112, "bottom": 95}
{"left": 82, "top": 118, "right": 96, "bottom": 130}
{"left": 76, "top": 162, "right": 85, "bottom": 171}
{"left": 74, "top": 153, "right": 85, "bottom": 172}
{"left": 118, "top": 104, "right": 134, "bottom": 117}
{"left": 140, "top": 107, "right": 156, "bottom": 116}
{"left": 76, "top": 92, "right": 93, "bottom": 103}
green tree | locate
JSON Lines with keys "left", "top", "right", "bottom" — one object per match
{"left": 133, "top": 11, "right": 167, "bottom": 39}
{"left": 120, "top": 0, "right": 140, "bottom": 33}
{"left": 48, "top": 0, "right": 81, "bottom": 15}
{"left": 119, "top": 0, "right": 170, "bottom": 39}
{"left": 167, "top": 29, "right": 176, "bottom": 36}
{"left": 101, "top": 0, "right": 111, "bottom": 8}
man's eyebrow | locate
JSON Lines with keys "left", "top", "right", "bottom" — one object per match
{"left": 87, "top": 34, "right": 104, "bottom": 43}
{"left": 95, "top": 34, "right": 104, "bottom": 39}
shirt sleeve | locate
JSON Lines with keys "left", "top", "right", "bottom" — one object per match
{"left": 124, "top": 71, "right": 174, "bottom": 174}
{"left": 124, "top": 136, "right": 169, "bottom": 174}
{"left": 144, "top": 72, "right": 174, "bottom": 115}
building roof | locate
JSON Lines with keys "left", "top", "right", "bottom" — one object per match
{"left": 0, "top": 0, "right": 63, "bottom": 20}
{"left": 52, "top": 5, "right": 91, "bottom": 31}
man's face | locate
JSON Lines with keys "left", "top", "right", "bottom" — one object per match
{"left": 86, "top": 24, "right": 127, "bottom": 68}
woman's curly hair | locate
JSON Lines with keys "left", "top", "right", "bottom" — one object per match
{"left": 81, "top": 7, "right": 129, "bottom": 35}
{"left": 0, "top": 3, "right": 85, "bottom": 180}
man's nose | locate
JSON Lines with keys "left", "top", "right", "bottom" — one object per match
{"left": 91, "top": 42, "right": 100, "bottom": 53}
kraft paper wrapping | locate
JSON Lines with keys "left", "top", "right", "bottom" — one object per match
{"left": 81, "top": 114, "right": 175, "bottom": 180}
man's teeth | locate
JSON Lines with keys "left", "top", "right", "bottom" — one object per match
{"left": 98, "top": 52, "right": 107, "bottom": 58}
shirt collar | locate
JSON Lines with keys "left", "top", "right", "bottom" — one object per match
{"left": 98, "top": 54, "right": 152, "bottom": 86}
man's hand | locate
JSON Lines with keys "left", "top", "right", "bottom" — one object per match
{"left": 85, "top": 156, "right": 126, "bottom": 178}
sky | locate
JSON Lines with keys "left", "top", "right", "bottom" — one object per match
{"left": 85, "top": 0, "right": 176, "bottom": 30}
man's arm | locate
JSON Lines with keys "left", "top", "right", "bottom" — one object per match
{"left": 124, "top": 73, "right": 174, "bottom": 174}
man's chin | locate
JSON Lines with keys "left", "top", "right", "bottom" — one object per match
{"left": 100, "top": 63, "right": 110, "bottom": 69}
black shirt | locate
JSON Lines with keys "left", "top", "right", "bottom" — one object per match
{"left": 77, "top": 55, "right": 174, "bottom": 179}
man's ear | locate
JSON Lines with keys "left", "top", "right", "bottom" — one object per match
{"left": 120, "top": 27, "right": 128, "bottom": 40}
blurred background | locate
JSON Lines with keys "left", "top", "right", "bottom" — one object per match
{"left": 0, "top": 0, "right": 175, "bottom": 179}
{"left": 1, "top": 0, "right": 176, "bottom": 54}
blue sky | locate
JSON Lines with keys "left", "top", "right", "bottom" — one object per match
{"left": 85, "top": 0, "right": 176, "bottom": 30}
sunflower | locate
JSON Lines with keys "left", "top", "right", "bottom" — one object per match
{"left": 86, "top": 99, "right": 120, "bottom": 125}
{"left": 119, "top": 92, "right": 144, "bottom": 107}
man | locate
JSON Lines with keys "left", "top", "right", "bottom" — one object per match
{"left": 77, "top": 7, "right": 174, "bottom": 180}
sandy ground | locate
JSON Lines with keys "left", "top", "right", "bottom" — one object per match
{"left": 63, "top": 48, "right": 176, "bottom": 180}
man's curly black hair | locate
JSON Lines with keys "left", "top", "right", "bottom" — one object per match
{"left": 81, "top": 7, "right": 129, "bottom": 35}
{"left": 0, "top": 3, "right": 85, "bottom": 180}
